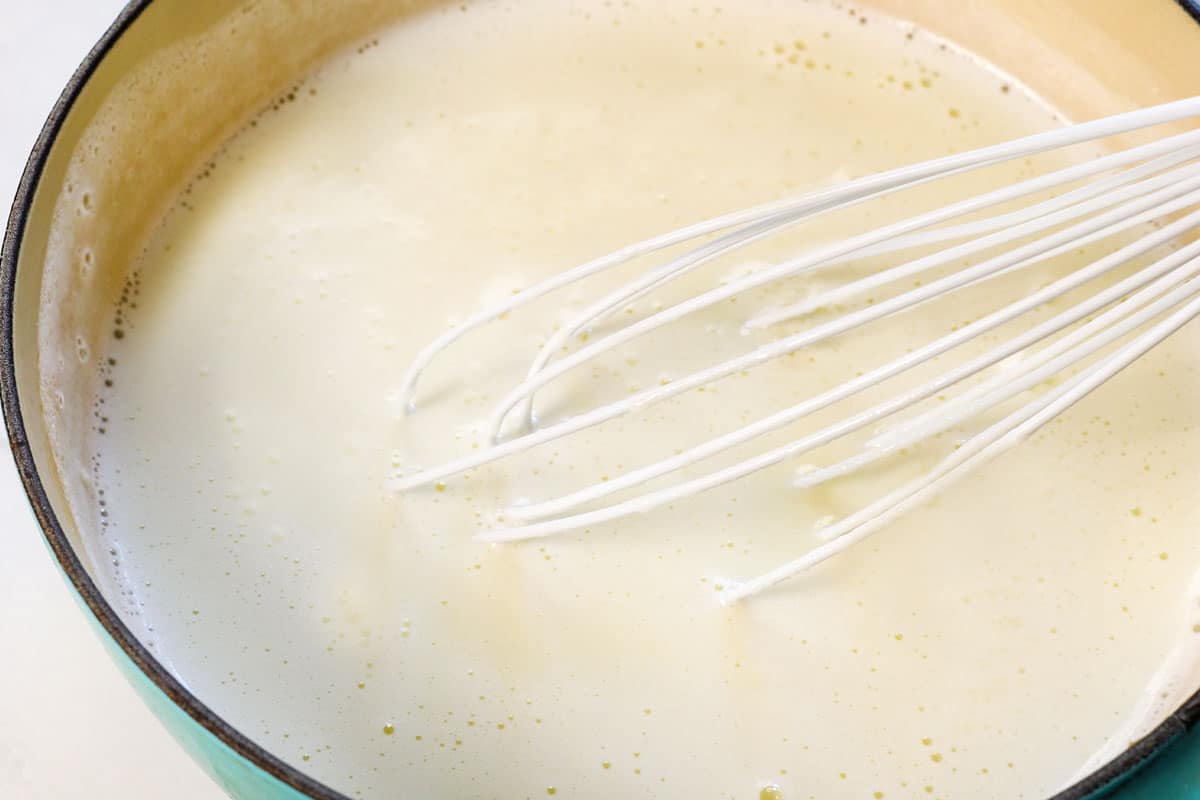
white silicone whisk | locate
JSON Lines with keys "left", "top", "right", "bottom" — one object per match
{"left": 395, "top": 96, "right": 1200, "bottom": 603}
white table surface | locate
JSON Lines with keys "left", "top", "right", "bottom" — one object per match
{"left": 0, "top": 2, "right": 221, "bottom": 798}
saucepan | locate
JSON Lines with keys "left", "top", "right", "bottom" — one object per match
{"left": 3, "top": 1, "right": 1200, "bottom": 797}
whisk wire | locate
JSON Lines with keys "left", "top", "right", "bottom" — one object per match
{"left": 480, "top": 168, "right": 1200, "bottom": 454}
{"left": 804, "top": 246, "right": 1200, "bottom": 497}
{"left": 510, "top": 131, "right": 1200, "bottom": 426}
{"left": 514, "top": 229, "right": 1200, "bottom": 522}
{"left": 488, "top": 156, "right": 1200, "bottom": 438}
{"left": 721, "top": 280, "right": 1200, "bottom": 603}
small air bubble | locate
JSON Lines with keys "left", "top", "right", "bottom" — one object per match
{"left": 78, "top": 248, "right": 95, "bottom": 278}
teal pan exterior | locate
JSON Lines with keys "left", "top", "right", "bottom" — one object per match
{"left": 2, "top": 2, "right": 1199, "bottom": 798}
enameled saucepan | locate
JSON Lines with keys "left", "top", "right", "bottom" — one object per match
{"left": 3, "top": 1, "right": 1200, "bottom": 797}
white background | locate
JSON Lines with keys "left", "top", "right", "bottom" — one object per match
{"left": 1, "top": 2, "right": 220, "bottom": 797}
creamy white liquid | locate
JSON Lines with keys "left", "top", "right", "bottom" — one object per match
{"left": 75, "top": 1, "right": 1200, "bottom": 798}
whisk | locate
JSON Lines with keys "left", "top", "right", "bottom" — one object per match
{"left": 394, "top": 96, "right": 1200, "bottom": 603}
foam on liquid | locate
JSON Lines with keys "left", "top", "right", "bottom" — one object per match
{"left": 72, "top": 1, "right": 1200, "bottom": 797}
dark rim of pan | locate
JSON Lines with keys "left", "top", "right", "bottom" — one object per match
{"left": 2, "top": 2, "right": 1199, "bottom": 798}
